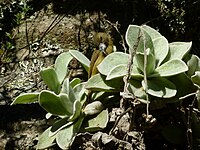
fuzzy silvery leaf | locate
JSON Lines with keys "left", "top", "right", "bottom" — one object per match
{"left": 151, "top": 59, "right": 188, "bottom": 77}
{"left": 11, "top": 93, "right": 39, "bottom": 105}
{"left": 81, "top": 109, "right": 109, "bottom": 132}
{"left": 125, "top": 25, "right": 154, "bottom": 54}
{"left": 69, "top": 50, "right": 90, "bottom": 72}
{"left": 85, "top": 74, "right": 124, "bottom": 92}
{"left": 141, "top": 25, "right": 162, "bottom": 40}
{"left": 56, "top": 117, "right": 84, "bottom": 149}
{"left": 142, "top": 78, "right": 176, "bottom": 98}
{"left": 61, "top": 78, "right": 76, "bottom": 103}
{"left": 37, "top": 127, "right": 56, "bottom": 149}
{"left": 192, "top": 71, "right": 200, "bottom": 88}
{"left": 135, "top": 49, "right": 156, "bottom": 75}
{"left": 69, "top": 100, "right": 82, "bottom": 121}
{"left": 39, "top": 90, "right": 73, "bottom": 116}
{"left": 55, "top": 52, "right": 73, "bottom": 83}
{"left": 40, "top": 68, "right": 61, "bottom": 94}
{"left": 153, "top": 36, "right": 169, "bottom": 67}
{"left": 70, "top": 78, "right": 81, "bottom": 88}
{"left": 98, "top": 52, "right": 129, "bottom": 76}
{"left": 184, "top": 54, "right": 200, "bottom": 77}
{"left": 164, "top": 42, "right": 192, "bottom": 62}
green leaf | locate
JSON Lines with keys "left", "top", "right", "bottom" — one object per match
{"left": 55, "top": 52, "right": 73, "bottom": 83}
{"left": 85, "top": 74, "right": 124, "bottom": 92}
{"left": 81, "top": 109, "right": 109, "bottom": 132}
{"left": 39, "top": 90, "right": 72, "bottom": 116}
{"left": 69, "top": 50, "right": 90, "bottom": 72}
{"left": 40, "top": 68, "right": 61, "bottom": 94}
{"left": 70, "top": 78, "right": 81, "bottom": 88}
{"left": 151, "top": 59, "right": 188, "bottom": 77}
{"left": 192, "top": 71, "right": 200, "bottom": 87}
{"left": 11, "top": 93, "right": 39, "bottom": 105}
{"left": 69, "top": 100, "right": 82, "bottom": 121}
{"left": 49, "top": 118, "right": 73, "bottom": 137}
{"left": 141, "top": 25, "right": 162, "bottom": 40}
{"left": 135, "top": 49, "right": 156, "bottom": 75}
{"left": 56, "top": 117, "right": 84, "bottom": 149}
{"left": 128, "top": 79, "right": 146, "bottom": 100}
{"left": 106, "top": 64, "right": 143, "bottom": 80}
{"left": 153, "top": 36, "right": 169, "bottom": 66}
{"left": 37, "top": 127, "right": 56, "bottom": 149}
{"left": 98, "top": 52, "right": 129, "bottom": 76}
{"left": 184, "top": 54, "right": 200, "bottom": 77}
{"left": 106, "top": 64, "right": 127, "bottom": 80}
{"left": 125, "top": 25, "right": 154, "bottom": 53}
{"left": 61, "top": 78, "right": 76, "bottom": 103}
{"left": 73, "top": 82, "right": 87, "bottom": 102}
{"left": 169, "top": 73, "right": 198, "bottom": 100}
{"left": 143, "top": 77, "right": 176, "bottom": 98}
{"left": 164, "top": 42, "right": 192, "bottom": 61}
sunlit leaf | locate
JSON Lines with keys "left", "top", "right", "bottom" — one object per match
{"left": 11, "top": 93, "right": 39, "bottom": 105}
{"left": 128, "top": 79, "right": 146, "bottom": 100}
{"left": 192, "top": 71, "right": 200, "bottom": 87}
{"left": 106, "top": 63, "right": 143, "bottom": 81}
{"left": 125, "top": 25, "right": 154, "bottom": 54}
{"left": 39, "top": 90, "right": 72, "bottom": 116}
{"left": 73, "top": 82, "right": 87, "bottom": 102}
{"left": 61, "top": 78, "right": 76, "bottom": 103}
{"left": 81, "top": 109, "right": 109, "bottom": 132}
{"left": 143, "top": 78, "right": 176, "bottom": 98}
{"left": 98, "top": 52, "right": 129, "bottom": 76}
{"left": 70, "top": 78, "right": 81, "bottom": 88}
{"left": 85, "top": 74, "right": 124, "bottom": 92}
{"left": 40, "top": 68, "right": 61, "bottom": 94}
{"left": 153, "top": 36, "right": 169, "bottom": 66}
{"left": 135, "top": 49, "right": 156, "bottom": 75}
{"left": 37, "top": 127, "right": 56, "bottom": 149}
{"left": 56, "top": 117, "right": 84, "bottom": 149}
{"left": 55, "top": 52, "right": 73, "bottom": 83}
{"left": 164, "top": 42, "right": 192, "bottom": 62}
{"left": 69, "top": 50, "right": 90, "bottom": 72}
{"left": 184, "top": 54, "right": 200, "bottom": 77}
{"left": 151, "top": 59, "right": 188, "bottom": 77}
{"left": 106, "top": 64, "right": 127, "bottom": 80}
{"left": 141, "top": 25, "right": 162, "bottom": 40}
{"left": 49, "top": 118, "right": 73, "bottom": 137}
{"left": 69, "top": 100, "right": 82, "bottom": 121}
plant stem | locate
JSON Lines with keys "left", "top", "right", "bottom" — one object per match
{"left": 141, "top": 29, "right": 149, "bottom": 117}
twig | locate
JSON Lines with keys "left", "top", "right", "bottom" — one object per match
{"left": 109, "top": 107, "right": 132, "bottom": 135}
{"left": 109, "top": 28, "right": 142, "bottom": 135}
{"left": 25, "top": 16, "right": 31, "bottom": 53}
{"left": 105, "top": 20, "right": 127, "bottom": 53}
{"left": 187, "top": 97, "right": 196, "bottom": 150}
{"left": 120, "top": 28, "right": 141, "bottom": 111}
{"left": 141, "top": 29, "right": 150, "bottom": 117}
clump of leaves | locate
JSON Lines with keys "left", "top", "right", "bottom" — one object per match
{"left": 12, "top": 25, "right": 200, "bottom": 149}
{"left": 86, "top": 25, "right": 200, "bottom": 147}
{"left": 12, "top": 51, "right": 109, "bottom": 149}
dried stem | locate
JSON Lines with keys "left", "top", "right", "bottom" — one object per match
{"left": 187, "top": 97, "right": 196, "bottom": 150}
{"left": 110, "top": 27, "right": 142, "bottom": 135}
{"left": 141, "top": 29, "right": 149, "bottom": 117}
